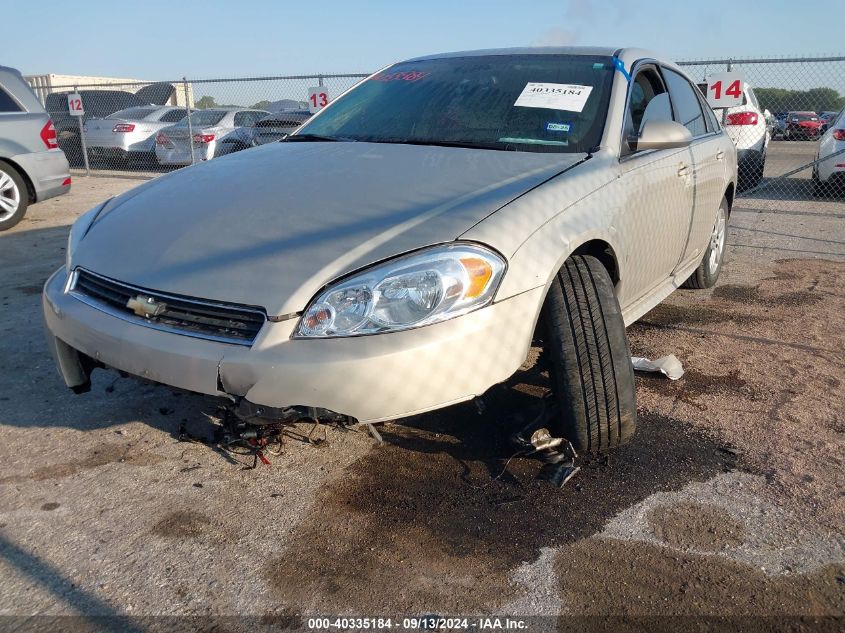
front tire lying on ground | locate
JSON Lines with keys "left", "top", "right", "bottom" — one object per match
{"left": 541, "top": 254, "right": 637, "bottom": 454}
{"left": 682, "top": 196, "right": 729, "bottom": 289}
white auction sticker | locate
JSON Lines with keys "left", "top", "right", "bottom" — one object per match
{"left": 514, "top": 83, "right": 593, "bottom": 112}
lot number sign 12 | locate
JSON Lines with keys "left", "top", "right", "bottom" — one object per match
{"left": 308, "top": 86, "right": 330, "bottom": 114}
{"left": 703, "top": 72, "right": 744, "bottom": 109}
{"left": 67, "top": 93, "right": 84, "bottom": 116}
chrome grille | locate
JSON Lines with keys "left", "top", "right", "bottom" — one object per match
{"left": 70, "top": 269, "right": 266, "bottom": 345}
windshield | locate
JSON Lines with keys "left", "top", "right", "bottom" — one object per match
{"left": 174, "top": 110, "right": 227, "bottom": 127}
{"left": 297, "top": 54, "right": 615, "bottom": 153}
{"left": 791, "top": 113, "right": 819, "bottom": 121}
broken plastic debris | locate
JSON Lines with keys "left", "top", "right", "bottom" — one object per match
{"left": 528, "top": 427, "right": 564, "bottom": 452}
{"left": 632, "top": 354, "right": 684, "bottom": 380}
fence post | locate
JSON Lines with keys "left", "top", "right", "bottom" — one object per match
{"left": 184, "top": 76, "right": 195, "bottom": 166}
{"left": 75, "top": 85, "right": 91, "bottom": 177}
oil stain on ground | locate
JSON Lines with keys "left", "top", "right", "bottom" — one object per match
{"left": 0, "top": 443, "right": 164, "bottom": 484}
{"left": 713, "top": 284, "right": 824, "bottom": 308}
{"left": 640, "top": 303, "right": 760, "bottom": 327}
{"left": 265, "top": 402, "right": 745, "bottom": 614}
{"left": 151, "top": 510, "right": 213, "bottom": 538}
{"left": 637, "top": 369, "right": 767, "bottom": 409}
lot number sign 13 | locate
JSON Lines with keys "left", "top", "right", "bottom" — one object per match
{"left": 67, "top": 93, "right": 84, "bottom": 116}
{"left": 703, "top": 72, "right": 744, "bottom": 109}
{"left": 308, "top": 86, "right": 330, "bottom": 114}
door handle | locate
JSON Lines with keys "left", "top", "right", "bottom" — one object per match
{"left": 716, "top": 150, "right": 725, "bottom": 161}
{"left": 677, "top": 164, "right": 690, "bottom": 177}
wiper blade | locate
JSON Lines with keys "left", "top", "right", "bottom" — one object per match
{"left": 366, "top": 138, "right": 506, "bottom": 151}
{"left": 282, "top": 133, "right": 349, "bottom": 142}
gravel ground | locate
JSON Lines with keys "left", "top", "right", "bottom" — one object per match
{"left": 0, "top": 142, "right": 843, "bottom": 629}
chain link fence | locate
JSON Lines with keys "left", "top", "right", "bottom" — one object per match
{"left": 677, "top": 56, "right": 845, "bottom": 201}
{"left": 27, "top": 56, "right": 845, "bottom": 203}
{"left": 32, "top": 73, "right": 367, "bottom": 176}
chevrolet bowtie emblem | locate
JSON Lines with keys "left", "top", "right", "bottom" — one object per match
{"left": 126, "top": 294, "right": 167, "bottom": 319}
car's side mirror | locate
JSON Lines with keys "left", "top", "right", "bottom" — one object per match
{"left": 630, "top": 120, "right": 693, "bottom": 151}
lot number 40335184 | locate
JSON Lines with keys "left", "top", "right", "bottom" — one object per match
{"left": 703, "top": 72, "right": 744, "bottom": 109}
{"left": 307, "top": 86, "right": 330, "bottom": 114}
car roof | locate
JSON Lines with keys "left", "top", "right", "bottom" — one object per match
{"left": 405, "top": 46, "right": 621, "bottom": 62}
{"left": 0, "top": 65, "right": 44, "bottom": 112}
{"left": 402, "top": 46, "right": 672, "bottom": 73}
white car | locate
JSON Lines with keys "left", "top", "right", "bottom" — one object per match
{"left": 814, "top": 108, "right": 845, "bottom": 197}
{"left": 84, "top": 106, "right": 187, "bottom": 164}
{"left": 154, "top": 108, "right": 268, "bottom": 166}
{"left": 699, "top": 80, "right": 769, "bottom": 190}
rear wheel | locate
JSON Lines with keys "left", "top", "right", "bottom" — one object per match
{"left": 0, "top": 163, "right": 28, "bottom": 232}
{"left": 682, "top": 197, "right": 729, "bottom": 289}
{"left": 541, "top": 255, "right": 637, "bottom": 454}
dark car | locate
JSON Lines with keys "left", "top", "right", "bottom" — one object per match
{"left": 46, "top": 83, "right": 176, "bottom": 166}
{"left": 784, "top": 111, "right": 823, "bottom": 140}
{"left": 252, "top": 110, "right": 311, "bottom": 145}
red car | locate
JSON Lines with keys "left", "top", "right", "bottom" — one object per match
{"left": 785, "top": 111, "right": 823, "bottom": 140}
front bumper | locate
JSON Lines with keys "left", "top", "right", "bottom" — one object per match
{"left": 43, "top": 267, "right": 542, "bottom": 423}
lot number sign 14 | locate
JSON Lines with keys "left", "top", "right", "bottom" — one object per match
{"left": 67, "top": 93, "right": 84, "bottom": 116}
{"left": 308, "top": 86, "right": 330, "bottom": 114}
{"left": 703, "top": 72, "right": 744, "bottom": 109}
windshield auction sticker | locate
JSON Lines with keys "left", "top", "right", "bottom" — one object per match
{"left": 514, "top": 83, "right": 593, "bottom": 112}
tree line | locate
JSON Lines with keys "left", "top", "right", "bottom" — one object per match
{"left": 755, "top": 87, "right": 844, "bottom": 113}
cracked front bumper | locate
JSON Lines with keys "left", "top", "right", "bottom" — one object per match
{"left": 42, "top": 267, "right": 542, "bottom": 423}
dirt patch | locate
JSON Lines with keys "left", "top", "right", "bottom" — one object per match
{"left": 14, "top": 284, "right": 44, "bottom": 296}
{"left": 648, "top": 502, "right": 747, "bottom": 551}
{"left": 266, "top": 404, "right": 745, "bottom": 614}
{"left": 0, "top": 443, "right": 164, "bottom": 484}
{"left": 630, "top": 258, "right": 845, "bottom": 532}
{"left": 555, "top": 538, "right": 845, "bottom": 616}
{"left": 151, "top": 510, "right": 212, "bottom": 538}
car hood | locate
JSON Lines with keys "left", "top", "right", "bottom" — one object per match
{"left": 76, "top": 141, "right": 585, "bottom": 315}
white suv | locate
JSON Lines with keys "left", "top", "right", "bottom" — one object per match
{"left": 699, "top": 80, "right": 769, "bottom": 190}
{"left": 814, "top": 107, "right": 845, "bottom": 197}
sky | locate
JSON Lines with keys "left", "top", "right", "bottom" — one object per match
{"left": 7, "top": 0, "right": 845, "bottom": 80}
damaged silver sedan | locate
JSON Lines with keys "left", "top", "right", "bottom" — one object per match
{"left": 43, "top": 47, "right": 736, "bottom": 454}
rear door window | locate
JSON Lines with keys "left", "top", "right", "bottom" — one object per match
{"left": 663, "top": 68, "right": 707, "bottom": 137}
{"left": 234, "top": 111, "right": 266, "bottom": 127}
{"left": 0, "top": 86, "right": 22, "bottom": 113}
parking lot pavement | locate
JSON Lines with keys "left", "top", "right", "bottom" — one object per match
{"left": 1, "top": 146, "right": 843, "bottom": 622}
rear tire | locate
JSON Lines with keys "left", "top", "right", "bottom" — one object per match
{"left": 682, "top": 197, "right": 729, "bottom": 289}
{"left": 0, "top": 162, "right": 29, "bottom": 232}
{"left": 541, "top": 255, "right": 637, "bottom": 454}
{"left": 813, "top": 166, "right": 829, "bottom": 198}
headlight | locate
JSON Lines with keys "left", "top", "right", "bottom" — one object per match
{"left": 294, "top": 243, "right": 506, "bottom": 338}
{"left": 66, "top": 200, "right": 109, "bottom": 272}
